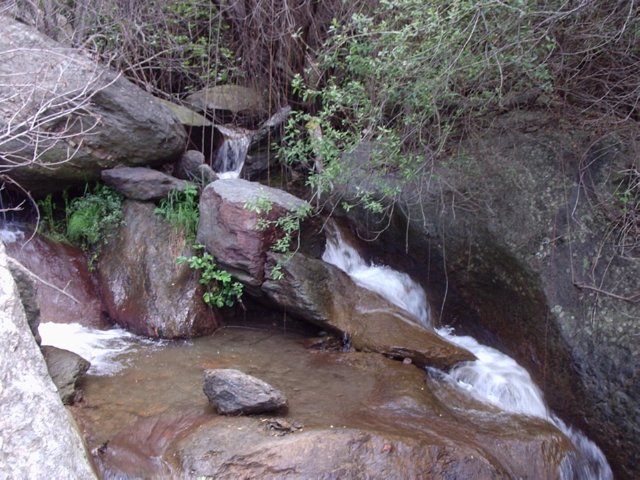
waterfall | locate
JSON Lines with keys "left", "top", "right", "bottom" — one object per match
{"left": 322, "top": 224, "right": 612, "bottom": 480}
{"left": 212, "top": 125, "right": 251, "bottom": 179}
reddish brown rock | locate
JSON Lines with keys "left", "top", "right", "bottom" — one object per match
{"left": 97, "top": 201, "right": 220, "bottom": 338}
{"left": 5, "top": 235, "right": 109, "bottom": 328}
{"left": 197, "top": 179, "right": 307, "bottom": 286}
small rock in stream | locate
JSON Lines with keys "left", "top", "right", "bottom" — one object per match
{"left": 203, "top": 369, "right": 288, "bottom": 415}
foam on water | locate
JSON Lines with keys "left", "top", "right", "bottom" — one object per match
{"left": 322, "top": 227, "right": 431, "bottom": 328}
{"left": 322, "top": 223, "right": 612, "bottom": 480}
{"left": 39, "top": 322, "right": 160, "bottom": 376}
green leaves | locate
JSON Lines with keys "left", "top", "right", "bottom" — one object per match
{"left": 177, "top": 244, "right": 243, "bottom": 308}
{"left": 155, "top": 185, "right": 200, "bottom": 241}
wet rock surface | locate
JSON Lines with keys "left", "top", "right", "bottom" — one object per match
{"left": 97, "top": 200, "right": 220, "bottom": 338}
{"left": 42, "top": 345, "right": 90, "bottom": 405}
{"left": 203, "top": 368, "right": 288, "bottom": 415}
{"left": 262, "top": 252, "right": 475, "bottom": 370}
{"left": 197, "top": 178, "right": 307, "bottom": 285}
{"left": 0, "top": 243, "right": 96, "bottom": 479}
{"left": 70, "top": 329, "right": 573, "bottom": 479}
{"left": 336, "top": 114, "right": 639, "bottom": 478}
{"left": 0, "top": 17, "right": 186, "bottom": 194}
{"left": 101, "top": 167, "right": 190, "bottom": 201}
{"left": 5, "top": 235, "right": 108, "bottom": 328}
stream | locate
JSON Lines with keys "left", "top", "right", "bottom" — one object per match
{"left": 322, "top": 224, "right": 612, "bottom": 479}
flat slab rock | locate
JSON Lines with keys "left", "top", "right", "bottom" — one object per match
{"left": 203, "top": 369, "right": 287, "bottom": 415}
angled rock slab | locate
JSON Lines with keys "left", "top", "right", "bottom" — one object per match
{"left": 0, "top": 243, "right": 96, "bottom": 479}
{"left": 261, "top": 252, "right": 475, "bottom": 370}
{"left": 203, "top": 369, "right": 288, "bottom": 415}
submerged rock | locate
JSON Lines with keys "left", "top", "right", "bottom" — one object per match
{"left": 0, "top": 243, "right": 96, "bottom": 479}
{"left": 98, "top": 201, "right": 220, "bottom": 338}
{"left": 42, "top": 345, "right": 90, "bottom": 405}
{"left": 203, "top": 368, "right": 288, "bottom": 415}
{"left": 101, "top": 167, "right": 190, "bottom": 201}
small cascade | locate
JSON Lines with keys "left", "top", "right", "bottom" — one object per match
{"left": 39, "top": 322, "right": 163, "bottom": 376}
{"left": 212, "top": 125, "right": 252, "bottom": 179}
{"left": 322, "top": 223, "right": 612, "bottom": 480}
{"left": 322, "top": 227, "right": 431, "bottom": 328}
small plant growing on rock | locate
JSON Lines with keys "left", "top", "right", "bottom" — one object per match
{"left": 38, "top": 183, "right": 123, "bottom": 267}
{"left": 177, "top": 244, "right": 243, "bottom": 308}
{"left": 155, "top": 184, "right": 200, "bottom": 241}
{"left": 244, "top": 196, "right": 312, "bottom": 280}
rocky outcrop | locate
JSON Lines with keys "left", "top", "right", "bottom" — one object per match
{"left": 197, "top": 178, "right": 473, "bottom": 369}
{"left": 0, "top": 16, "right": 187, "bottom": 195}
{"left": 5, "top": 235, "right": 109, "bottom": 328}
{"left": 0, "top": 243, "right": 96, "bottom": 479}
{"left": 101, "top": 167, "right": 190, "bottom": 201}
{"left": 262, "top": 252, "right": 475, "bottom": 370}
{"left": 203, "top": 369, "right": 288, "bottom": 415}
{"left": 335, "top": 113, "right": 639, "bottom": 479}
{"left": 197, "top": 178, "right": 307, "bottom": 286}
{"left": 98, "top": 200, "right": 220, "bottom": 338}
{"left": 42, "top": 345, "right": 90, "bottom": 405}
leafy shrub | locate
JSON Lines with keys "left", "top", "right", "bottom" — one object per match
{"left": 244, "top": 195, "right": 312, "bottom": 280}
{"left": 177, "top": 244, "right": 243, "bottom": 308}
{"left": 66, "top": 184, "right": 124, "bottom": 253}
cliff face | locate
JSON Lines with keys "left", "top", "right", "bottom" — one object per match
{"left": 338, "top": 111, "right": 640, "bottom": 479}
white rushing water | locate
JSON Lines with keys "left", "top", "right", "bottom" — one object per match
{"left": 39, "top": 322, "right": 161, "bottom": 376}
{"left": 212, "top": 125, "right": 251, "bottom": 179}
{"left": 322, "top": 225, "right": 612, "bottom": 480}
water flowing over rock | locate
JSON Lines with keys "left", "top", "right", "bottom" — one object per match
{"left": 101, "top": 167, "right": 190, "bottom": 201}
{"left": 335, "top": 119, "right": 639, "bottom": 478}
{"left": 0, "top": 17, "right": 187, "bottom": 194}
{"left": 203, "top": 369, "right": 288, "bottom": 415}
{"left": 0, "top": 243, "right": 96, "bottom": 479}
{"left": 262, "top": 252, "right": 475, "bottom": 370}
{"left": 5, "top": 234, "right": 109, "bottom": 328}
{"left": 69, "top": 328, "right": 574, "bottom": 479}
{"left": 98, "top": 200, "right": 220, "bottom": 338}
{"left": 197, "top": 178, "right": 307, "bottom": 285}
{"left": 212, "top": 125, "right": 252, "bottom": 179}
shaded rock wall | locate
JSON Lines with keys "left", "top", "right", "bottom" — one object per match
{"left": 335, "top": 112, "right": 639, "bottom": 479}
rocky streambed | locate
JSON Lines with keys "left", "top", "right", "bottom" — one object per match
{"left": 63, "top": 325, "right": 572, "bottom": 479}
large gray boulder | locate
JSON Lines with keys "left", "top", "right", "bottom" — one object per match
{"left": 97, "top": 201, "right": 220, "bottom": 338}
{"left": 0, "top": 16, "right": 187, "bottom": 194}
{"left": 101, "top": 167, "right": 190, "bottom": 201}
{"left": 0, "top": 243, "right": 96, "bottom": 479}
{"left": 203, "top": 369, "right": 288, "bottom": 415}
{"left": 335, "top": 112, "right": 639, "bottom": 479}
